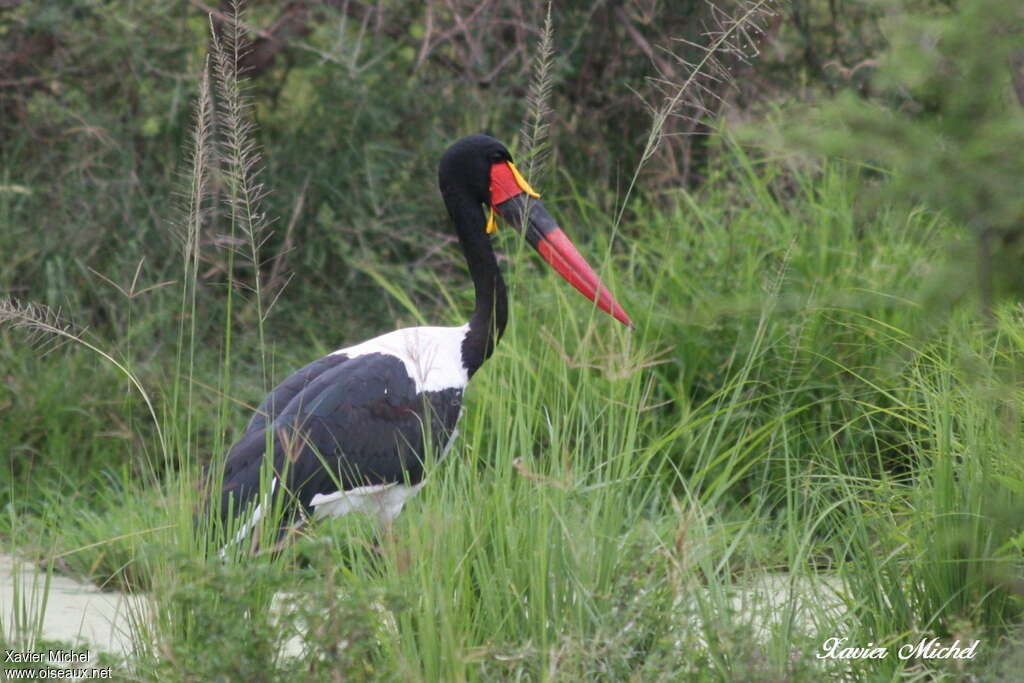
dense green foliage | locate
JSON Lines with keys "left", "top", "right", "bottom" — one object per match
{"left": 2, "top": 0, "right": 1023, "bottom": 680}
{"left": 790, "top": 0, "right": 1024, "bottom": 307}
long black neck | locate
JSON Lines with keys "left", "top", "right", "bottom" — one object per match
{"left": 441, "top": 187, "right": 507, "bottom": 377}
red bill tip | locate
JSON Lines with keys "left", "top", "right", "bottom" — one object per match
{"left": 535, "top": 228, "right": 633, "bottom": 327}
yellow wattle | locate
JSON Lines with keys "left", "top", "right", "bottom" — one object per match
{"left": 485, "top": 205, "right": 498, "bottom": 234}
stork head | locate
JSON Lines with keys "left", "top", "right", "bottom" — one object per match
{"left": 438, "top": 134, "right": 633, "bottom": 328}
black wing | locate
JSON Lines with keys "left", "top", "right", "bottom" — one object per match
{"left": 220, "top": 352, "right": 463, "bottom": 523}
{"left": 243, "top": 353, "right": 351, "bottom": 435}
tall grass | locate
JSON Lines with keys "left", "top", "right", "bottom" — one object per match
{"left": 2, "top": 3, "right": 1022, "bottom": 682}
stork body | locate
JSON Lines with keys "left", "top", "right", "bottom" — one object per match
{"left": 217, "top": 135, "right": 630, "bottom": 543}
{"left": 221, "top": 325, "right": 473, "bottom": 531}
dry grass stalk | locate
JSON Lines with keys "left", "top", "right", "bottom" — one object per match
{"left": 518, "top": 1, "right": 556, "bottom": 183}
{"left": 615, "top": 0, "right": 777, "bottom": 229}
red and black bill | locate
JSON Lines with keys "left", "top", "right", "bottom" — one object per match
{"left": 489, "top": 162, "right": 633, "bottom": 328}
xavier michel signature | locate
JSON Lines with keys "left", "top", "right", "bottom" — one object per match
{"left": 816, "top": 637, "right": 980, "bottom": 660}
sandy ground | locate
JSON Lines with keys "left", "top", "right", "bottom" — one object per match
{"left": 2, "top": 551, "right": 847, "bottom": 661}
{"left": 1, "top": 554, "right": 143, "bottom": 657}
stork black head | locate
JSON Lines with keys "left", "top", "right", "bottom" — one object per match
{"left": 439, "top": 134, "right": 512, "bottom": 205}
{"left": 439, "top": 134, "right": 633, "bottom": 327}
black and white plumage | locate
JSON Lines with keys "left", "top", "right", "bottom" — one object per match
{"left": 220, "top": 327, "right": 469, "bottom": 535}
{"left": 216, "top": 134, "right": 631, "bottom": 545}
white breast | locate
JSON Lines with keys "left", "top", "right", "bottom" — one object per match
{"left": 332, "top": 324, "right": 470, "bottom": 393}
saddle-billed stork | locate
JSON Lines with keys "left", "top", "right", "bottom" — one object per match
{"left": 217, "top": 134, "right": 631, "bottom": 546}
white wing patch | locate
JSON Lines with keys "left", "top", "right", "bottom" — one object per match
{"left": 219, "top": 477, "right": 278, "bottom": 558}
{"left": 310, "top": 481, "right": 426, "bottom": 524}
{"left": 331, "top": 325, "right": 470, "bottom": 393}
